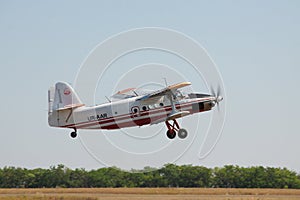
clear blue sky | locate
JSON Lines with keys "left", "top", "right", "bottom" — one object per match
{"left": 0, "top": 1, "right": 299, "bottom": 171}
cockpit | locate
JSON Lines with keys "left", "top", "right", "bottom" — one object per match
{"left": 110, "top": 88, "right": 154, "bottom": 101}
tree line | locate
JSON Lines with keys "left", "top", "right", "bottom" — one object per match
{"left": 0, "top": 164, "right": 299, "bottom": 188}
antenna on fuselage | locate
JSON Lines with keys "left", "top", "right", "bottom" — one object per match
{"left": 163, "top": 77, "right": 168, "bottom": 87}
{"left": 133, "top": 90, "right": 138, "bottom": 96}
{"left": 105, "top": 96, "right": 111, "bottom": 103}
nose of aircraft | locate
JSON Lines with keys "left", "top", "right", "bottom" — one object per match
{"left": 217, "top": 96, "right": 223, "bottom": 102}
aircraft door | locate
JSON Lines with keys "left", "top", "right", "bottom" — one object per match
{"left": 131, "top": 106, "right": 140, "bottom": 118}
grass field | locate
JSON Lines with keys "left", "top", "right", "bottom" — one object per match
{"left": 0, "top": 188, "right": 300, "bottom": 200}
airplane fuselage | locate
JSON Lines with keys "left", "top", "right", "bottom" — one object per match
{"left": 48, "top": 96, "right": 214, "bottom": 130}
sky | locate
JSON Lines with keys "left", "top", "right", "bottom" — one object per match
{"left": 0, "top": 1, "right": 299, "bottom": 171}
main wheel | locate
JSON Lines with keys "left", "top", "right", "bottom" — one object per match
{"left": 178, "top": 128, "right": 188, "bottom": 139}
{"left": 70, "top": 131, "right": 77, "bottom": 138}
{"left": 166, "top": 130, "right": 176, "bottom": 139}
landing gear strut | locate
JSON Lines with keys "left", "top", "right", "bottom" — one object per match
{"left": 165, "top": 120, "right": 188, "bottom": 139}
{"left": 70, "top": 128, "right": 77, "bottom": 138}
{"left": 164, "top": 91, "right": 189, "bottom": 139}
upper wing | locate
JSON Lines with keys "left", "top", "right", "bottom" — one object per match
{"left": 136, "top": 82, "right": 191, "bottom": 104}
{"left": 149, "top": 97, "right": 213, "bottom": 124}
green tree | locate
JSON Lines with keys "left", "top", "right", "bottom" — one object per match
{"left": 0, "top": 167, "right": 26, "bottom": 188}
{"left": 177, "top": 165, "right": 212, "bottom": 187}
{"left": 213, "top": 165, "right": 241, "bottom": 188}
{"left": 67, "top": 168, "right": 88, "bottom": 187}
{"left": 0, "top": 164, "right": 299, "bottom": 189}
{"left": 160, "top": 164, "right": 181, "bottom": 187}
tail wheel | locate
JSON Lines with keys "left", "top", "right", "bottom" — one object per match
{"left": 166, "top": 130, "right": 176, "bottom": 139}
{"left": 178, "top": 128, "right": 188, "bottom": 139}
{"left": 70, "top": 128, "right": 77, "bottom": 138}
{"left": 70, "top": 132, "right": 77, "bottom": 138}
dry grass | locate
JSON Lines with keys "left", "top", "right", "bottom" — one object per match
{"left": 0, "top": 188, "right": 299, "bottom": 200}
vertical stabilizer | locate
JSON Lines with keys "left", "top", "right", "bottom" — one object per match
{"left": 52, "top": 82, "right": 84, "bottom": 110}
{"left": 48, "top": 82, "right": 84, "bottom": 127}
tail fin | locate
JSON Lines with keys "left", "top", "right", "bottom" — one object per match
{"left": 52, "top": 82, "right": 84, "bottom": 111}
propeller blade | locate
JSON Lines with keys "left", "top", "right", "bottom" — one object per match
{"left": 210, "top": 84, "right": 223, "bottom": 111}
{"left": 217, "top": 84, "right": 221, "bottom": 97}
{"left": 210, "top": 86, "right": 216, "bottom": 97}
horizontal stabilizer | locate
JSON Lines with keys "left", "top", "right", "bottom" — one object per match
{"left": 56, "top": 103, "right": 85, "bottom": 111}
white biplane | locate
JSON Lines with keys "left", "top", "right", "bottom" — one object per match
{"left": 48, "top": 81, "right": 223, "bottom": 139}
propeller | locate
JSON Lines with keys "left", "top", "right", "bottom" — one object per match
{"left": 210, "top": 85, "right": 223, "bottom": 111}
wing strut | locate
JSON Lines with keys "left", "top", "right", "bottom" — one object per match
{"left": 166, "top": 92, "right": 190, "bottom": 121}
{"left": 169, "top": 92, "right": 177, "bottom": 115}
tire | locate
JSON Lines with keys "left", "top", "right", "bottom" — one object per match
{"left": 166, "top": 130, "right": 176, "bottom": 139}
{"left": 70, "top": 131, "right": 77, "bottom": 138}
{"left": 178, "top": 128, "right": 188, "bottom": 139}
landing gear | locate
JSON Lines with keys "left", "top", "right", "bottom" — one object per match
{"left": 70, "top": 128, "right": 77, "bottom": 138}
{"left": 165, "top": 120, "right": 188, "bottom": 139}
{"left": 167, "top": 129, "right": 176, "bottom": 139}
{"left": 178, "top": 128, "right": 188, "bottom": 139}
{"left": 165, "top": 91, "right": 188, "bottom": 139}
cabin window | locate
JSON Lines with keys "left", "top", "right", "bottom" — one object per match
{"left": 148, "top": 105, "right": 154, "bottom": 109}
{"left": 142, "top": 106, "right": 147, "bottom": 111}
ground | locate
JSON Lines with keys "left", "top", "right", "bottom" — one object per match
{"left": 0, "top": 188, "right": 300, "bottom": 200}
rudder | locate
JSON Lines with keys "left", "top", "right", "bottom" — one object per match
{"left": 52, "top": 82, "right": 84, "bottom": 110}
{"left": 48, "top": 82, "right": 84, "bottom": 127}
